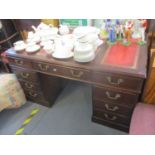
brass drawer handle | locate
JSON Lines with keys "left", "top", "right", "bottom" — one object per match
{"left": 20, "top": 72, "right": 29, "bottom": 78}
{"left": 15, "top": 59, "right": 23, "bottom": 65}
{"left": 104, "top": 113, "right": 117, "bottom": 121}
{"left": 105, "top": 91, "right": 121, "bottom": 100}
{"left": 28, "top": 91, "right": 37, "bottom": 97}
{"left": 52, "top": 68, "right": 57, "bottom": 72}
{"left": 38, "top": 64, "right": 49, "bottom": 71}
{"left": 70, "top": 70, "right": 83, "bottom": 78}
{"left": 24, "top": 83, "right": 33, "bottom": 89}
{"left": 105, "top": 104, "right": 119, "bottom": 111}
{"left": 107, "top": 76, "right": 123, "bottom": 85}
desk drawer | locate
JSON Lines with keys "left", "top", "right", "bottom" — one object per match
{"left": 93, "top": 109, "right": 130, "bottom": 125}
{"left": 33, "top": 62, "right": 51, "bottom": 72}
{"left": 92, "top": 72, "right": 143, "bottom": 92}
{"left": 25, "top": 90, "right": 46, "bottom": 103}
{"left": 92, "top": 116, "right": 129, "bottom": 132}
{"left": 33, "top": 62, "right": 91, "bottom": 82}
{"left": 60, "top": 67, "right": 91, "bottom": 81}
{"left": 93, "top": 99, "right": 134, "bottom": 116}
{"left": 25, "top": 90, "right": 50, "bottom": 106}
{"left": 93, "top": 86, "right": 139, "bottom": 106}
{"left": 19, "top": 80, "right": 41, "bottom": 92}
{"left": 11, "top": 66, "right": 39, "bottom": 82}
{"left": 8, "top": 57, "right": 32, "bottom": 68}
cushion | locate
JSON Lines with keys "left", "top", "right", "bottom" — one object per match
{"left": 129, "top": 103, "right": 155, "bottom": 135}
{"left": 0, "top": 74, "right": 26, "bottom": 111}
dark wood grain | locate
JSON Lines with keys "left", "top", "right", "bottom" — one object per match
{"left": 93, "top": 99, "right": 134, "bottom": 116}
{"left": 93, "top": 108, "right": 130, "bottom": 125}
{"left": 8, "top": 57, "right": 32, "bottom": 68}
{"left": 92, "top": 116, "right": 129, "bottom": 132}
{"left": 3, "top": 42, "right": 148, "bottom": 132}
{"left": 38, "top": 73, "right": 63, "bottom": 106}
{"left": 5, "top": 43, "right": 147, "bottom": 78}
{"left": 19, "top": 80, "right": 41, "bottom": 92}
{"left": 11, "top": 65, "right": 39, "bottom": 82}
{"left": 92, "top": 72, "right": 144, "bottom": 93}
{"left": 93, "top": 86, "right": 139, "bottom": 106}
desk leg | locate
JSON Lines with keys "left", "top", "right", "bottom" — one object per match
{"left": 38, "top": 73, "right": 63, "bottom": 107}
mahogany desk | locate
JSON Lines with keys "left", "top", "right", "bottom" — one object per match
{"left": 4, "top": 42, "right": 147, "bottom": 132}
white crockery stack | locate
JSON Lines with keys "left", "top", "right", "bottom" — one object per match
{"left": 73, "top": 26, "right": 101, "bottom": 62}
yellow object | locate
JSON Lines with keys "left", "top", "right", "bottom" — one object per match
{"left": 22, "top": 118, "right": 33, "bottom": 126}
{"left": 100, "top": 29, "right": 108, "bottom": 39}
{"left": 15, "top": 108, "right": 40, "bottom": 135}
{"left": 30, "top": 108, "right": 40, "bottom": 115}
{"left": 41, "top": 19, "right": 59, "bottom": 27}
{"left": 15, "top": 128, "right": 24, "bottom": 135}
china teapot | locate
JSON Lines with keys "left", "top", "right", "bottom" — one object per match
{"left": 32, "top": 23, "right": 58, "bottom": 40}
{"left": 27, "top": 31, "right": 40, "bottom": 43}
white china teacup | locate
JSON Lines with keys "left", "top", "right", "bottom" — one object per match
{"left": 14, "top": 40, "right": 25, "bottom": 47}
{"left": 54, "top": 44, "right": 71, "bottom": 57}
{"left": 43, "top": 43, "right": 55, "bottom": 54}
{"left": 26, "top": 42, "right": 37, "bottom": 48}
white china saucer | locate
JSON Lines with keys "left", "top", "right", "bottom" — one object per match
{"left": 26, "top": 45, "right": 40, "bottom": 54}
{"left": 52, "top": 52, "right": 73, "bottom": 59}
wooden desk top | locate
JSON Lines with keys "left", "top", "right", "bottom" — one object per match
{"left": 5, "top": 42, "right": 148, "bottom": 78}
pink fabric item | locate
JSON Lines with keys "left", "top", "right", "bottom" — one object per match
{"left": 129, "top": 103, "right": 155, "bottom": 135}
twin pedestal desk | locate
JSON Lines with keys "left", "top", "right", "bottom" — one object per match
{"left": 4, "top": 42, "right": 147, "bottom": 132}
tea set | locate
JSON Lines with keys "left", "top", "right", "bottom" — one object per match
{"left": 13, "top": 22, "right": 103, "bottom": 62}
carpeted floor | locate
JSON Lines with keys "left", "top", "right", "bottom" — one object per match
{"left": 0, "top": 81, "right": 126, "bottom": 135}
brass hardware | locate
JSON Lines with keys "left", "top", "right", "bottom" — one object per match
{"left": 107, "top": 76, "right": 123, "bottom": 85}
{"left": 15, "top": 59, "right": 23, "bottom": 65}
{"left": 104, "top": 113, "right": 117, "bottom": 121}
{"left": 105, "top": 104, "right": 119, "bottom": 111}
{"left": 70, "top": 70, "right": 83, "bottom": 78}
{"left": 53, "top": 68, "right": 57, "bottom": 72}
{"left": 20, "top": 72, "right": 29, "bottom": 78}
{"left": 25, "top": 83, "right": 33, "bottom": 89}
{"left": 38, "top": 64, "right": 49, "bottom": 71}
{"left": 28, "top": 91, "right": 37, "bottom": 97}
{"left": 105, "top": 91, "right": 121, "bottom": 100}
